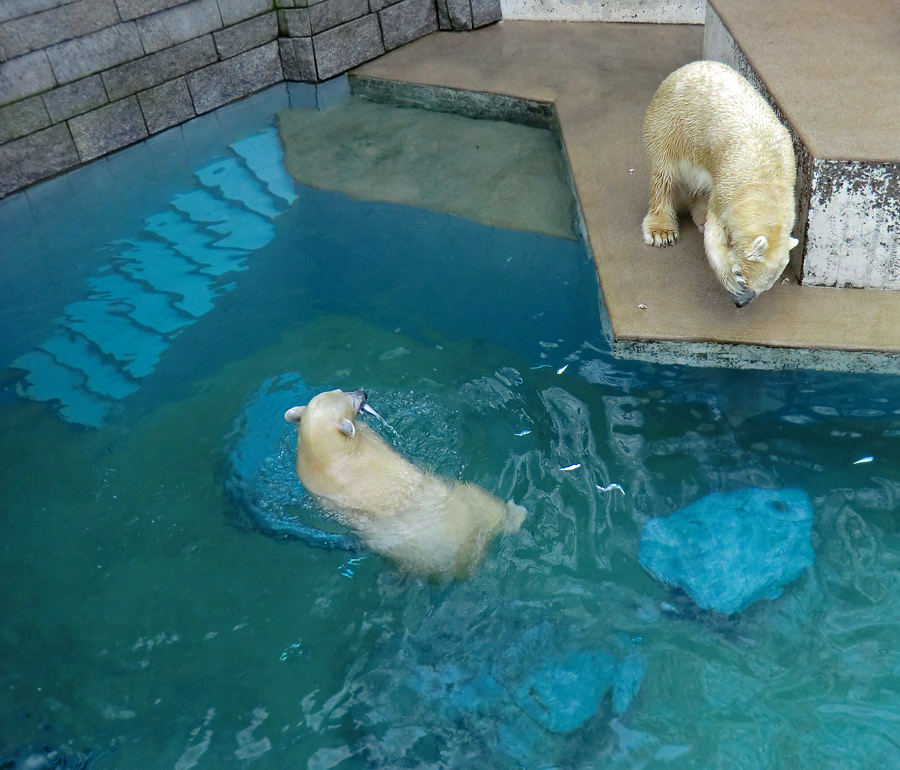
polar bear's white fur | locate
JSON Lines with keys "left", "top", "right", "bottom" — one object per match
{"left": 642, "top": 60, "right": 799, "bottom": 306}
{"left": 284, "top": 389, "right": 526, "bottom": 580}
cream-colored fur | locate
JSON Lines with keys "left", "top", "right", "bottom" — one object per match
{"left": 642, "top": 60, "right": 799, "bottom": 306}
{"left": 285, "top": 389, "right": 526, "bottom": 580}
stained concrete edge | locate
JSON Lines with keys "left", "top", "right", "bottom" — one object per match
{"left": 616, "top": 340, "right": 900, "bottom": 376}
{"left": 351, "top": 22, "right": 900, "bottom": 375}
{"left": 349, "top": 76, "right": 557, "bottom": 129}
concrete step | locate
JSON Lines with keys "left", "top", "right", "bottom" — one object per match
{"left": 195, "top": 158, "right": 283, "bottom": 219}
{"left": 117, "top": 240, "right": 222, "bottom": 319}
{"left": 62, "top": 296, "right": 170, "bottom": 378}
{"left": 170, "top": 189, "right": 278, "bottom": 251}
{"left": 231, "top": 128, "right": 298, "bottom": 205}
{"left": 39, "top": 331, "right": 139, "bottom": 399}
{"left": 143, "top": 212, "right": 249, "bottom": 277}
{"left": 87, "top": 272, "right": 197, "bottom": 335}
{"left": 13, "top": 349, "right": 111, "bottom": 428}
{"left": 703, "top": 0, "right": 899, "bottom": 291}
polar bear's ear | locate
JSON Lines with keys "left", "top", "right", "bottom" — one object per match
{"left": 748, "top": 236, "right": 768, "bottom": 262}
{"left": 789, "top": 237, "right": 799, "bottom": 250}
{"left": 338, "top": 418, "right": 356, "bottom": 438}
{"left": 285, "top": 406, "right": 305, "bottom": 423}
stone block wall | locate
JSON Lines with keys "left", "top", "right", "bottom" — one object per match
{"left": 0, "top": 0, "right": 281, "bottom": 197}
{"left": 275, "top": 0, "right": 500, "bottom": 81}
{"left": 436, "top": 0, "right": 502, "bottom": 30}
{"left": 277, "top": 0, "right": 438, "bottom": 82}
{"left": 0, "top": 0, "right": 500, "bottom": 197}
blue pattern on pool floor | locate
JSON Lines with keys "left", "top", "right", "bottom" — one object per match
{"left": 10, "top": 128, "right": 294, "bottom": 427}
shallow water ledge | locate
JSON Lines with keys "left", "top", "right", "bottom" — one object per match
{"left": 350, "top": 21, "right": 900, "bottom": 375}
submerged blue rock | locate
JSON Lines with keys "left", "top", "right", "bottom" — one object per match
{"left": 223, "top": 372, "right": 357, "bottom": 550}
{"left": 638, "top": 487, "right": 815, "bottom": 614}
{"left": 492, "top": 622, "right": 645, "bottom": 735}
{"left": 343, "top": 601, "right": 646, "bottom": 768}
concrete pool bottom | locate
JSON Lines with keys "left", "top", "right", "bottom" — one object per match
{"left": 350, "top": 21, "right": 900, "bottom": 374}
{"left": 276, "top": 98, "right": 576, "bottom": 240}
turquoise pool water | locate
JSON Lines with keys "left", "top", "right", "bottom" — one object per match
{"left": 2, "top": 82, "right": 900, "bottom": 769}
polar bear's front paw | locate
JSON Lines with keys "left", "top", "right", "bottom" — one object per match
{"left": 642, "top": 213, "right": 679, "bottom": 247}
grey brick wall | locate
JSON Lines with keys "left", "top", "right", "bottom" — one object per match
{"left": 436, "top": 0, "right": 500, "bottom": 30}
{"left": 0, "top": 0, "right": 500, "bottom": 197}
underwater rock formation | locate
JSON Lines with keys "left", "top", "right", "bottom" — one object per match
{"left": 223, "top": 372, "right": 357, "bottom": 550}
{"left": 0, "top": 744, "right": 106, "bottom": 769}
{"left": 638, "top": 487, "right": 815, "bottom": 614}
{"left": 338, "top": 601, "right": 646, "bottom": 768}
{"left": 492, "top": 622, "right": 646, "bottom": 735}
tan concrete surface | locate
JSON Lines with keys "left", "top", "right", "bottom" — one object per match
{"left": 711, "top": 0, "right": 900, "bottom": 162}
{"left": 353, "top": 21, "right": 900, "bottom": 360}
{"left": 277, "top": 98, "right": 575, "bottom": 239}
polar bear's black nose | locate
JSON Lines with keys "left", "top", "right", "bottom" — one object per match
{"left": 350, "top": 390, "right": 368, "bottom": 414}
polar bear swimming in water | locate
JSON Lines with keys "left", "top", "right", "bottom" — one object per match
{"left": 642, "top": 60, "right": 799, "bottom": 307}
{"left": 284, "top": 389, "right": 526, "bottom": 580}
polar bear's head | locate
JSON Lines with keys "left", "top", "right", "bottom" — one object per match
{"left": 722, "top": 232, "right": 798, "bottom": 307}
{"left": 284, "top": 389, "right": 368, "bottom": 453}
{"left": 716, "top": 189, "right": 799, "bottom": 307}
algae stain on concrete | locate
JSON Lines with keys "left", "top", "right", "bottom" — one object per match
{"left": 277, "top": 98, "right": 577, "bottom": 240}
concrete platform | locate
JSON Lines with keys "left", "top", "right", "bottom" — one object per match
{"left": 351, "top": 20, "right": 900, "bottom": 373}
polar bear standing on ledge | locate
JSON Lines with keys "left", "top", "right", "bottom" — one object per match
{"left": 284, "top": 389, "right": 526, "bottom": 580}
{"left": 642, "top": 60, "right": 799, "bottom": 307}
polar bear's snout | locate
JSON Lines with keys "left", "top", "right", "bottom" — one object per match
{"left": 731, "top": 289, "right": 757, "bottom": 308}
{"left": 350, "top": 389, "right": 385, "bottom": 421}
{"left": 349, "top": 390, "right": 368, "bottom": 415}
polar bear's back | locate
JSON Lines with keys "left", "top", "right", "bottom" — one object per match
{"left": 354, "top": 477, "right": 524, "bottom": 580}
{"left": 645, "top": 61, "right": 794, "bottom": 185}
